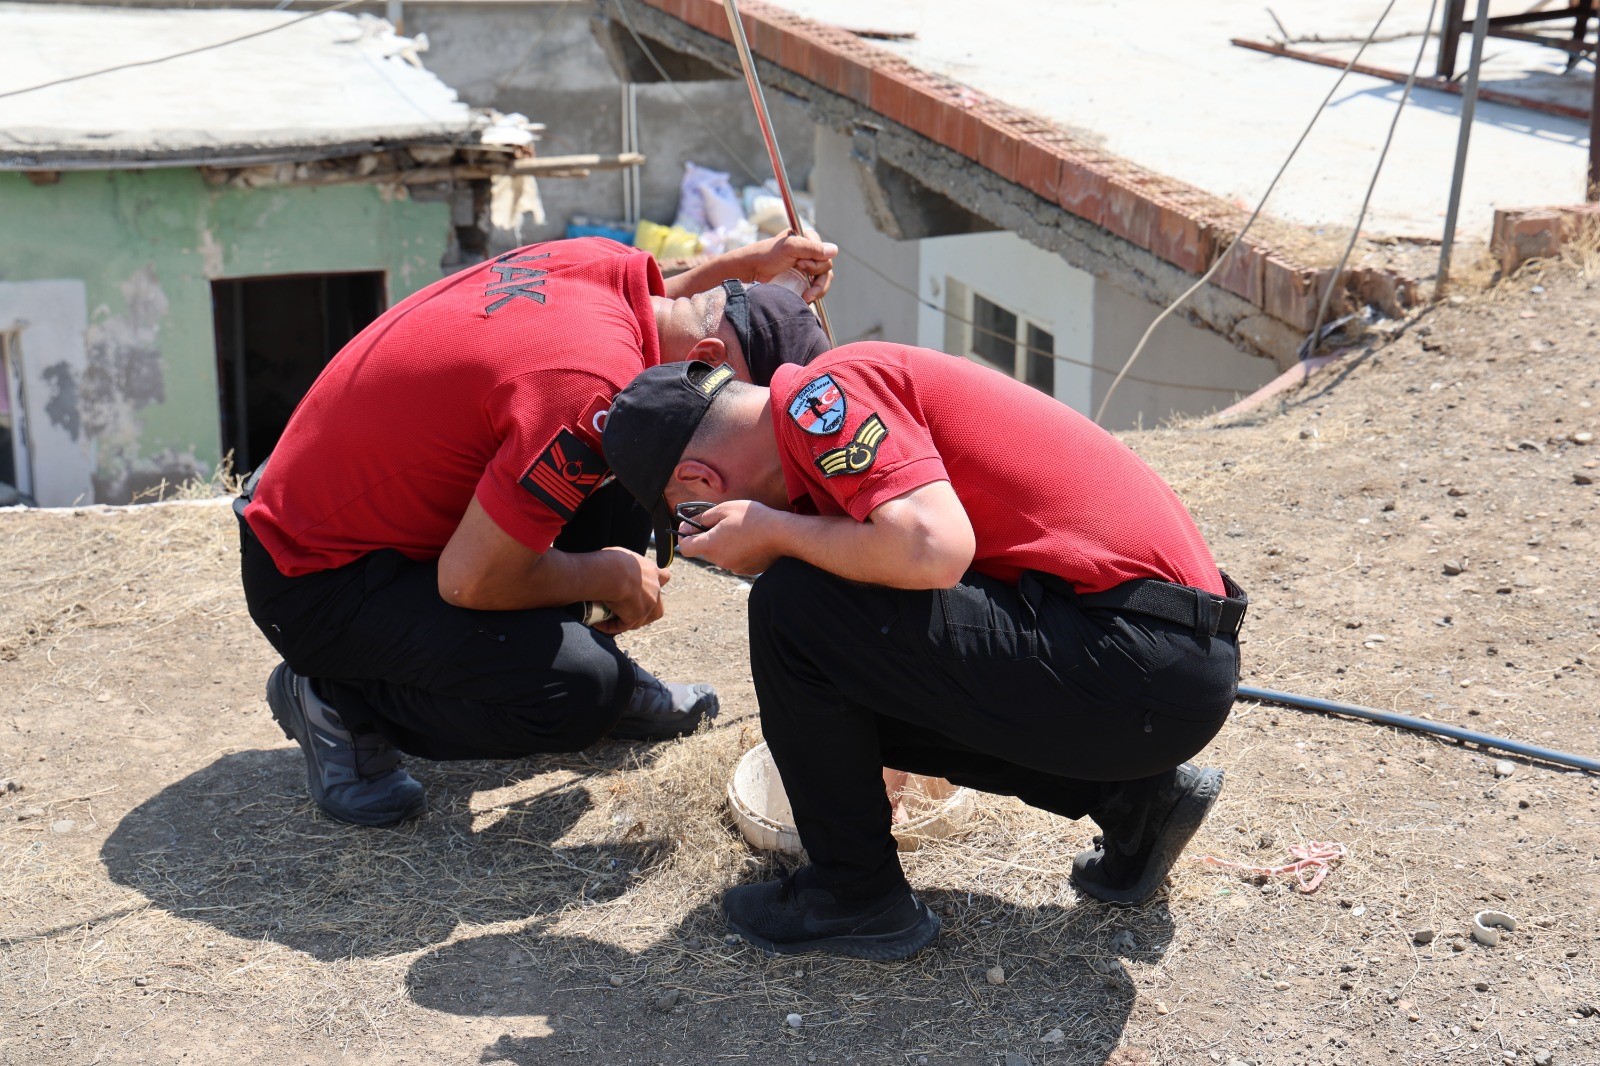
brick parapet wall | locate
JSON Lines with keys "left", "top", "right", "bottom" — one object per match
{"left": 640, "top": 0, "right": 1422, "bottom": 330}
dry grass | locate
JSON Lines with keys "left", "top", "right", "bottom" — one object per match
{"left": 5, "top": 265, "right": 1600, "bottom": 1063}
{"left": 0, "top": 498, "right": 241, "bottom": 691}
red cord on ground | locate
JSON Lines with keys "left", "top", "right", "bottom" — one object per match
{"left": 1193, "top": 840, "right": 1349, "bottom": 894}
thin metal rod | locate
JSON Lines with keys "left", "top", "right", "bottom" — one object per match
{"left": 1238, "top": 685, "right": 1600, "bottom": 774}
{"left": 1231, "top": 37, "right": 1592, "bottom": 120}
{"left": 1305, "top": 0, "right": 1439, "bottom": 358}
{"left": 1437, "top": 0, "right": 1492, "bottom": 293}
{"left": 721, "top": 0, "right": 834, "bottom": 346}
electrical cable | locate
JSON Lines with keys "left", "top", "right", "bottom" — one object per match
{"left": 1303, "top": 0, "right": 1441, "bottom": 357}
{"left": 612, "top": 0, "right": 1243, "bottom": 396}
{"left": 1091, "top": 0, "right": 1401, "bottom": 425}
{"left": 1239, "top": 685, "right": 1600, "bottom": 774}
{"left": 838, "top": 250, "right": 1246, "bottom": 394}
{"left": 0, "top": 0, "right": 367, "bottom": 101}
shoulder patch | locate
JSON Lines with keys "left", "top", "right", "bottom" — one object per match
{"left": 787, "top": 374, "right": 847, "bottom": 435}
{"left": 574, "top": 394, "right": 612, "bottom": 450}
{"left": 816, "top": 414, "right": 888, "bottom": 478}
{"left": 520, "top": 427, "right": 607, "bottom": 518}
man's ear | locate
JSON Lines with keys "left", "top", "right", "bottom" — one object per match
{"left": 672, "top": 458, "right": 724, "bottom": 500}
{"left": 686, "top": 335, "right": 727, "bottom": 368}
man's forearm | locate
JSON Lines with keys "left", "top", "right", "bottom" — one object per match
{"left": 441, "top": 546, "right": 627, "bottom": 612}
{"left": 662, "top": 246, "right": 759, "bottom": 299}
{"left": 763, "top": 508, "right": 968, "bottom": 590}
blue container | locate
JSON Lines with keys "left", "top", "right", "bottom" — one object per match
{"left": 566, "top": 217, "right": 637, "bottom": 244}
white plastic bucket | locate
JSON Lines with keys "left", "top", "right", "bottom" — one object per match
{"left": 727, "top": 742, "right": 974, "bottom": 856}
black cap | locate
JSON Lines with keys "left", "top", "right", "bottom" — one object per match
{"left": 603, "top": 360, "right": 736, "bottom": 566}
{"left": 720, "top": 279, "right": 831, "bottom": 385}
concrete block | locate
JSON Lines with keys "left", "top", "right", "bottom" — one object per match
{"left": 1150, "top": 199, "right": 1211, "bottom": 275}
{"left": 832, "top": 48, "right": 875, "bottom": 105}
{"left": 1014, "top": 135, "right": 1066, "bottom": 202}
{"left": 870, "top": 66, "right": 918, "bottom": 128}
{"left": 1262, "top": 256, "right": 1338, "bottom": 332}
{"left": 903, "top": 86, "right": 946, "bottom": 142}
{"left": 647, "top": 0, "right": 692, "bottom": 22}
{"left": 975, "top": 112, "right": 1022, "bottom": 184}
{"left": 1102, "top": 176, "right": 1162, "bottom": 251}
{"left": 686, "top": 0, "right": 730, "bottom": 37}
{"left": 938, "top": 96, "right": 983, "bottom": 161}
{"left": 1056, "top": 157, "right": 1109, "bottom": 227}
{"left": 1351, "top": 268, "right": 1420, "bottom": 317}
{"left": 1490, "top": 205, "right": 1600, "bottom": 273}
{"left": 1208, "top": 229, "right": 1266, "bottom": 305}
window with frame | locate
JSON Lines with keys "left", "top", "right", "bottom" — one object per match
{"left": 945, "top": 283, "right": 1055, "bottom": 397}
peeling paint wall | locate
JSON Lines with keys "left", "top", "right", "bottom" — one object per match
{"left": 0, "top": 169, "right": 449, "bottom": 503}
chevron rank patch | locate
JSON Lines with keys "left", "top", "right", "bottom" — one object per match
{"left": 520, "top": 428, "right": 607, "bottom": 518}
{"left": 816, "top": 414, "right": 888, "bottom": 478}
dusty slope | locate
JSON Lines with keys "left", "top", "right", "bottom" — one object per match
{"left": 1, "top": 261, "right": 1597, "bottom": 1066}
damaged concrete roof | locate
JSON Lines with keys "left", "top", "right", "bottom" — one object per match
{"left": 0, "top": 3, "right": 485, "bottom": 169}
{"left": 760, "top": 0, "right": 1593, "bottom": 242}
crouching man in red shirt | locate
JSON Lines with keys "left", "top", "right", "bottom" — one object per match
{"left": 600, "top": 345, "right": 1246, "bottom": 959}
{"left": 237, "top": 235, "right": 832, "bottom": 828}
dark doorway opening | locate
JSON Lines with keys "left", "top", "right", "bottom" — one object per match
{"left": 213, "top": 273, "right": 386, "bottom": 472}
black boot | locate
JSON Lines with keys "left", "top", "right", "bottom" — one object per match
{"left": 266, "top": 663, "right": 426, "bottom": 827}
{"left": 1070, "top": 762, "right": 1223, "bottom": 906}
{"left": 722, "top": 867, "right": 940, "bottom": 960}
{"left": 608, "top": 664, "right": 719, "bottom": 741}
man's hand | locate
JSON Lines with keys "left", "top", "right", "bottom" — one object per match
{"left": 741, "top": 230, "right": 837, "bottom": 303}
{"left": 593, "top": 546, "right": 671, "bottom": 635}
{"left": 662, "top": 229, "right": 837, "bottom": 303}
{"left": 675, "top": 499, "right": 786, "bottom": 575}
{"left": 679, "top": 483, "right": 974, "bottom": 590}
{"left": 440, "top": 497, "right": 672, "bottom": 627}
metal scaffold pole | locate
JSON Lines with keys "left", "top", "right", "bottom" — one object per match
{"left": 722, "top": 0, "right": 835, "bottom": 346}
{"left": 1436, "top": 0, "right": 1491, "bottom": 294}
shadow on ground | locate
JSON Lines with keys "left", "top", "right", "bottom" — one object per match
{"left": 100, "top": 745, "right": 671, "bottom": 959}
{"left": 407, "top": 889, "right": 1171, "bottom": 1065}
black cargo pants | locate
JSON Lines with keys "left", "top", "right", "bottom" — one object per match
{"left": 239, "top": 480, "right": 652, "bottom": 759}
{"left": 748, "top": 559, "right": 1240, "bottom": 901}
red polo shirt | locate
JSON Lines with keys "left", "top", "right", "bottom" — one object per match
{"left": 768, "top": 343, "right": 1224, "bottom": 595}
{"left": 245, "top": 239, "right": 663, "bottom": 577}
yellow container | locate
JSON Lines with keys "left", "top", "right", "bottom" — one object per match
{"left": 632, "top": 219, "right": 669, "bottom": 255}
{"left": 658, "top": 226, "right": 703, "bottom": 260}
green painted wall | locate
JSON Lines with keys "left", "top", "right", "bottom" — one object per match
{"left": 0, "top": 168, "right": 448, "bottom": 500}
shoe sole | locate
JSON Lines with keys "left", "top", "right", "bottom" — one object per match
{"left": 725, "top": 902, "right": 942, "bottom": 961}
{"left": 1073, "top": 768, "right": 1225, "bottom": 907}
{"left": 608, "top": 687, "right": 720, "bottom": 741}
{"left": 265, "top": 664, "right": 424, "bottom": 829}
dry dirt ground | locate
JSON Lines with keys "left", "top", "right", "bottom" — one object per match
{"left": 4, "top": 258, "right": 1599, "bottom": 1066}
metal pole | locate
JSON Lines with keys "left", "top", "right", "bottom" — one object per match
{"left": 1589, "top": 38, "right": 1599, "bottom": 201}
{"left": 721, "top": 0, "right": 834, "bottom": 345}
{"left": 1239, "top": 685, "right": 1600, "bottom": 774}
{"left": 1436, "top": 0, "right": 1491, "bottom": 294}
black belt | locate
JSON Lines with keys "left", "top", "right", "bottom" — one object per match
{"left": 232, "top": 456, "right": 268, "bottom": 524}
{"left": 1029, "top": 570, "right": 1248, "bottom": 639}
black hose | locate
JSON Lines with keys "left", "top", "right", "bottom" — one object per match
{"left": 1237, "top": 685, "right": 1600, "bottom": 775}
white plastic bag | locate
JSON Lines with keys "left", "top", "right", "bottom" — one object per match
{"left": 673, "top": 162, "right": 738, "bottom": 234}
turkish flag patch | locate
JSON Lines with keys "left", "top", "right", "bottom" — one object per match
{"left": 520, "top": 428, "right": 608, "bottom": 519}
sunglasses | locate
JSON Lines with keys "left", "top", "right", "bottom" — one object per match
{"left": 674, "top": 501, "right": 715, "bottom": 533}
{"left": 657, "top": 501, "right": 715, "bottom": 567}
